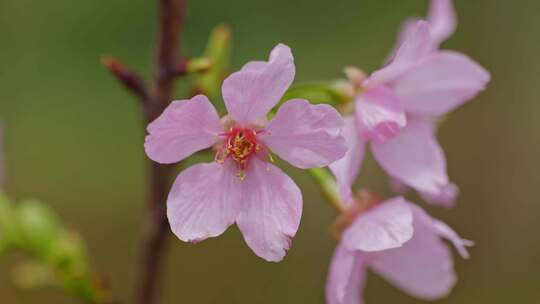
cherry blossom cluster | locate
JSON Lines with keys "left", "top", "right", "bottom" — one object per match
{"left": 143, "top": 0, "right": 489, "bottom": 302}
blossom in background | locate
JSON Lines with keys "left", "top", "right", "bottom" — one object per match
{"left": 331, "top": 0, "right": 490, "bottom": 207}
{"left": 144, "top": 44, "right": 347, "bottom": 262}
{"left": 387, "top": 0, "right": 457, "bottom": 62}
{"left": 326, "top": 196, "right": 472, "bottom": 304}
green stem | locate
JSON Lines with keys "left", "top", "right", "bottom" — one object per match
{"left": 308, "top": 168, "right": 345, "bottom": 213}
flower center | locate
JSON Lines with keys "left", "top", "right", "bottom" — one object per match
{"left": 227, "top": 128, "right": 258, "bottom": 166}
{"left": 216, "top": 127, "right": 271, "bottom": 180}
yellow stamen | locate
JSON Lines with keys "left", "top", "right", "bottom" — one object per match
{"left": 236, "top": 170, "right": 246, "bottom": 181}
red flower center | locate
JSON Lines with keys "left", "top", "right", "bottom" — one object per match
{"left": 216, "top": 127, "right": 270, "bottom": 179}
{"left": 227, "top": 128, "right": 259, "bottom": 166}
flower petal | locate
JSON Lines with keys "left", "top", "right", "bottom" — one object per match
{"left": 428, "top": 0, "right": 457, "bottom": 47}
{"left": 365, "top": 21, "right": 434, "bottom": 87}
{"left": 236, "top": 160, "right": 302, "bottom": 262}
{"left": 222, "top": 44, "right": 295, "bottom": 124}
{"left": 371, "top": 118, "right": 449, "bottom": 196}
{"left": 241, "top": 61, "right": 267, "bottom": 72}
{"left": 326, "top": 243, "right": 367, "bottom": 304}
{"left": 419, "top": 181, "right": 459, "bottom": 208}
{"left": 369, "top": 203, "right": 456, "bottom": 300}
{"left": 167, "top": 161, "right": 242, "bottom": 243}
{"left": 395, "top": 51, "right": 490, "bottom": 116}
{"left": 144, "top": 95, "right": 221, "bottom": 164}
{"left": 385, "top": 17, "right": 420, "bottom": 64}
{"left": 329, "top": 116, "right": 366, "bottom": 202}
{"left": 385, "top": 0, "right": 456, "bottom": 63}
{"left": 355, "top": 86, "right": 406, "bottom": 142}
{"left": 432, "top": 219, "right": 474, "bottom": 259}
{"left": 342, "top": 197, "right": 413, "bottom": 252}
{"left": 262, "top": 99, "right": 347, "bottom": 169}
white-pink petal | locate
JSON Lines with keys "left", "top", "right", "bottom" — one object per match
{"left": 144, "top": 95, "right": 222, "bottom": 164}
{"left": 342, "top": 197, "right": 414, "bottom": 252}
{"left": 236, "top": 160, "right": 302, "bottom": 262}
{"left": 428, "top": 0, "right": 457, "bottom": 47}
{"left": 329, "top": 117, "right": 365, "bottom": 203}
{"left": 326, "top": 244, "right": 367, "bottom": 304}
{"left": 369, "top": 203, "right": 456, "bottom": 300}
{"left": 385, "top": 17, "right": 420, "bottom": 64}
{"left": 366, "top": 21, "right": 434, "bottom": 87}
{"left": 419, "top": 181, "right": 460, "bottom": 208}
{"left": 263, "top": 99, "right": 347, "bottom": 169}
{"left": 355, "top": 86, "right": 406, "bottom": 142}
{"left": 371, "top": 118, "right": 449, "bottom": 196}
{"left": 167, "top": 161, "right": 243, "bottom": 243}
{"left": 432, "top": 219, "right": 474, "bottom": 259}
{"left": 386, "top": 0, "right": 456, "bottom": 63}
{"left": 395, "top": 51, "right": 491, "bottom": 116}
{"left": 221, "top": 44, "right": 295, "bottom": 124}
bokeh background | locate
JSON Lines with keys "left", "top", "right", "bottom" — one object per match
{"left": 0, "top": 0, "right": 538, "bottom": 303}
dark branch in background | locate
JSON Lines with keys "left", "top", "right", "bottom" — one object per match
{"left": 103, "top": 1, "right": 187, "bottom": 304}
{"left": 101, "top": 56, "right": 149, "bottom": 101}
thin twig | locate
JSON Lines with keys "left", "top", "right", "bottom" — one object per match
{"left": 103, "top": 1, "right": 189, "bottom": 303}
{"left": 132, "top": 1, "right": 187, "bottom": 304}
{"left": 102, "top": 55, "right": 149, "bottom": 101}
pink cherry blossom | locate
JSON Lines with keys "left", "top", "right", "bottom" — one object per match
{"left": 387, "top": 0, "right": 457, "bottom": 62}
{"left": 326, "top": 197, "right": 473, "bottom": 304}
{"left": 144, "top": 44, "right": 347, "bottom": 262}
{"left": 331, "top": 2, "right": 490, "bottom": 207}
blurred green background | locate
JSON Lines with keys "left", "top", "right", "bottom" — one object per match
{"left": 0, "top": 0, "right": 538, "bottom": 303}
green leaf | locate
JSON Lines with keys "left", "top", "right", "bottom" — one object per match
{"left": 193, "top": 24, "right": 232, "bottom": 100}
{"left": 281, "top": 82, "right": 347, "bottom": 105}
{"left": 49, "top": 230, "right": 89, "bottom": 275}
{"left": 0, "top": 194, "right": 108, "bottom": 303}
{"left": 17, "top": 199, "right": 60, "bottom": 256}
{"left": 266, "top": 81, "right": 353, "bottom": 119}
{"left": 186, "top": 57, "right": 213, "bottom": 74}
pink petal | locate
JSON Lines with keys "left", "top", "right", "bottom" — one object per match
{"left": 355, "top": 86, "right": 406, "bottom": 142}
{"left": 262, "top": 99, "right": 347, "bottom": 169}
{"left": 241, "top": 61, "right": 267, "bottom": 72}
{"left": 387, "top": 157, "right": 459, "bottom": 209}
{"left": 369, "top": 203, "right": 456, "bottom": 300}
{"left": 365, "top": 21, "right": 434, "bottom": 87}
{"left": 428, "top": 0, "right": 457, "bottom": 47}
{"left": 167, "top": 161, "right": 242, "bottom": 243}
{"left": 329, "top": 116, "right": 366, "bottom": 202}
{"left": 432, "top": 219, "right": 474, "bottom": 259}
{"left": 326, "top": 243, "right": 367, "bottom": 304}
{"left": 236, "top": 159, "right": 302, "bottom": 262}
{"left": 221, "top": 44, "right": 295, "bottom": 124}
{"left": 385, "top": 17, "right": 420, "bottom": 64}
{"left": 371, "top": 118, "right": 449, "bottom": 196}
{"left": 144, "top": 95, "right": 221, "bottom": 164}
{"left": 342, "top": 197, "right": 413, "bottom": 252}
{"left": 419, "top": 182, "right": 459, "bottom": 208}
{"left": 385, "top": 0, "right": 456, "bottom": 63}
{"left": 395, "top": 51, "right": 490, "bottom": 116}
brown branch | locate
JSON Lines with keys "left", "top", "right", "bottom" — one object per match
{"left": 102, "top": 55, "right": 149, "bottom": 101}
{"left": 170, "top": 57, "right": 189, "bottom": 77}
{"left": 133, "top": 1, "right": 187, "bottom": 304}
{"left": 103, "top": 1, "right": 188, "bottom": 303}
